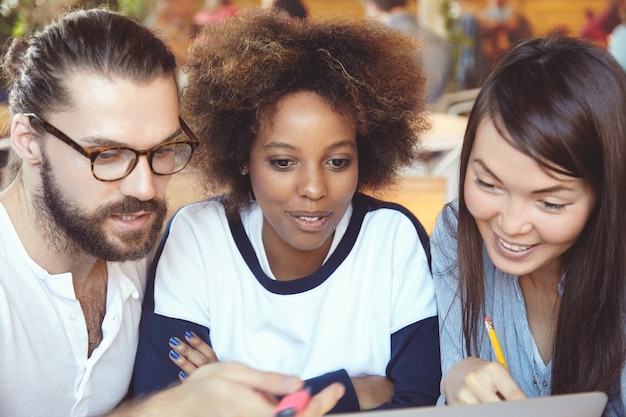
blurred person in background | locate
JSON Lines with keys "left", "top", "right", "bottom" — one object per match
{"left": 608, "top": 0, "right": 626, "bottom": 70}
{"left": 144, "top": 0, "right": 205, "bottom": 65}
{"left": 580, "top": 0, "right": 623, "bottom": 48}
{"left": 261, "top": 0, "right": 308, "bottom": 19}
{"left": 192, "top": 0, "right": 240, "bottom": 35}
{"left": 363, "top": 0, "right": 453, "bottom": 104}
{"left": 478, "top": 0, "right": 532, "bottom": 66}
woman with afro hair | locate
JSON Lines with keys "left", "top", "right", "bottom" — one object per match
{"left": 133, "top": 8, "right": 440, "bottom": 413}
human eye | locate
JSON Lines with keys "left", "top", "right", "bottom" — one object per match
{"left": 96, "top": 148, "right": 129, "bottom": 164}
{"left": 153, "top": 142, "right": 177, "bottom": 159}
{"left": 473, "top": 176, "right": 498, "bottom": 191}
{"left": 539, "top": 200, "right": 567, "bottom": 211}
{"left": 269, "top": 158, "right": 295, "bottom": 170}
{"left": 326, "top": 158, "right": 352, "bottom": 170}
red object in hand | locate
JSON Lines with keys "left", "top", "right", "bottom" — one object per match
{"left": 274, "top": 387, "right": 312, "bottom": 417}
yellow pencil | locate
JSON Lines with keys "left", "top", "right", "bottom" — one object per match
{"left": 484, "top": 316, "right": 508, "bottom": 369}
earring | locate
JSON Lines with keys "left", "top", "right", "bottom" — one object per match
{"left": 239, "top": 165, "right": 248, "bottom": 176}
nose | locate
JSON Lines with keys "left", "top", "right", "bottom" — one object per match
{"left": 297, "top": 166, "right": 328, "bottom": 200}
{"left": 497, "top": 199, "right": 533, "bottom": 236}
{"left": 118, "top": 156, "right": 157, "bottom": 201}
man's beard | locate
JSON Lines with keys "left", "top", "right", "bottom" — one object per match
{"left": 34, "top": 156, "right": 168, "bottom": 262}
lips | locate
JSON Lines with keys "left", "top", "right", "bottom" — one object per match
{"left": 491, "top": 230, "right": 539, "bottom": 261}
{"left": 288, "top": 211, "right": 330, "bottom": 232}
{"left": 498, "top": 237, "right": 535, "bottom": 252}
{"left": 111, "top": 211, "right": 153, "bottom": 231}
{"left": 118, "top": 214, "right": 140, "bottom": 221}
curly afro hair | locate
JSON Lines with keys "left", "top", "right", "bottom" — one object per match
{"left": 183, "top": 8, "right": 431, "bottom": 216}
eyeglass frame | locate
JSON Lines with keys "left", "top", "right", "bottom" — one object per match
{"left": 25, "top": 113, "right": 199, "bottom": 182}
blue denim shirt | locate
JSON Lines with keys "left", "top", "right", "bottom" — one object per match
{"left": 431, "top": 202, "right": 625, "bottom": 416}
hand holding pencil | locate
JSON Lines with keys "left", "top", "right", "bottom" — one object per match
{"left": 441, "top": 317, "right": 525, "bottom": 404}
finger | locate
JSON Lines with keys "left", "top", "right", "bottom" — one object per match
{"left": 169, "top": 348, "right": 200, "bottom": 376}
{"left": 170, "top": 337, "right": 211, "bottom": 367}
{"left": 453, "top": 385, "right": 490, "bottom": 405}
{"left": 184, "top": 331, "right": 219, "bottom": 363}
{"left": 481, "top": 362, "right": 526, "bottom": 401}
{"left": 498, "top": 387, "right": 526, "bottom": 401}
{"left": 463, "top": 362, "right": 518, "bottom": 403}
{"left": 300, "top": 383, "right": 345, "bottom": 417}
{"left": 213, "top": 362, "right": 304, "bottom": 396}
{"left": 492, "top": 375, "right": 526, "bottom": 401}
{"left": 456, "top": 369, "right": 496, "bottom": 404}
{"left": 180, "top": 363, "right": 280, "bottom": 416}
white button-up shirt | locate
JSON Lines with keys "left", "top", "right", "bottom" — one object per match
{"left": 0, "top": 203, "right": 147, "bottom": 417}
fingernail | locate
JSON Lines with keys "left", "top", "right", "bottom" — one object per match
{"left": 185, "top": 331, "right": 195, "bottom": 339}
{"left": 169, "top": 337, "right": 180, "bottom": 346}
{"left": 169, "top": 350, "right": 180, "bottom": 360}
{"left": 179, "top": 370, "right": 187, "bottom": 379}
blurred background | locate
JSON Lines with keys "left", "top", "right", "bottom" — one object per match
{"left": 1, "top": 0, "right": 623, "bottom": 232}
{"left": 1, "top": 0, "right": 619, "bottom": 98}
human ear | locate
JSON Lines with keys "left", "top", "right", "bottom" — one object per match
{"left": 10, "top": 113, "right": 44, "bottom": 166}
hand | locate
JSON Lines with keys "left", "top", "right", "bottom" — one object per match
{"left": 441, "top": 357, "right": 526, "bottom": 405}
{"left": 109, "top": 362, "right": 345, "bottom": 417}
{"left": 300, "top": 382, "right": 346, "bottom": 417}
{"left": 181, "top": 362, "right": 345, "bottom": 417}
{"left": 351, "top": 375, "right": 393, "bottom": 410}
{"left": 169, "top": 331, "right": 219, "bottom": 379}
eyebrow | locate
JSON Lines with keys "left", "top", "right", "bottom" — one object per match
{"left": 261, "top": 139, "right": 357, "bottom": 152}
{"left": 472, "top": 158, "right": 501, "bottom": 182}
{"left": 82, "top": 127, "right": 184, "bottom": 148}
{"left": 472, "top": 158, "right": 577, "bottom": 194}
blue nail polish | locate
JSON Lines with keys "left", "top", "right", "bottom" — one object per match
{"left": 169, "top": 350, "right": 180, "bottom": 360}
{"left": 169, "top": 337, "right": 180, "bottom": 346}
{"left": 179, "top": 370, "right": 187, "bottom": 379}
{"left": 185, "top": 331, "right": 195, "bottom": 339}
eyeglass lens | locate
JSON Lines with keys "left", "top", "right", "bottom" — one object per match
{"left": 94, "top": 141, "right": 194, "bottom": 181}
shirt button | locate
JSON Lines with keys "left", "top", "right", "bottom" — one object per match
{"left": 69, "top": 311, "right": 78, "bottom": 320}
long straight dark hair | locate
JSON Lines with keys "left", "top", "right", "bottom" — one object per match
{"left": 456, "top": 36, "right": 626, "bottom": 399}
